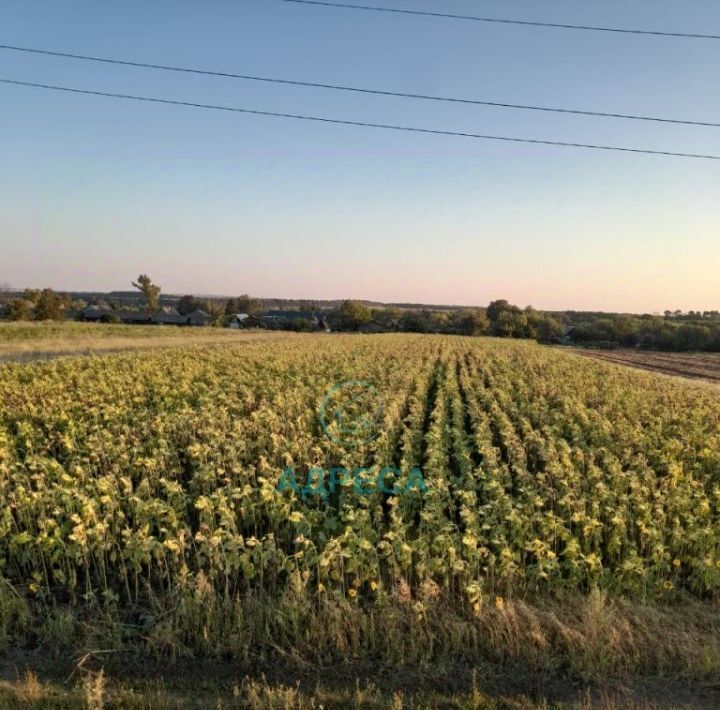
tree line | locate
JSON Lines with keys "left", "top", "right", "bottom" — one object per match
{"left": 304, "top": 299, "right": 720, "bottom": 352}
{"left": 2, "top": 279, "right": 720, "bottom": 352}
{"left": 324, "top": 299, "right": 564, "bottom": 339}
{"left": 564, "top": 312, "right": 720, "bottom": 352}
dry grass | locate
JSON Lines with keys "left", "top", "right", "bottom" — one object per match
{"left": 3, "top": 582, "right": 720, "bottom": 706}
{"left": 0, "top": 673, "right": 521, "bottom": 709}
{"left": 0, "top": 665, "right": 708, "bottom": 708}
{"left": 0, "top": 322, "right": 244, "bottom": 342}
{"left": 0, "top": 322, "right": 292, "bottom": 362}
{"left": 102, "top": 576, "right": 716, "bottom": 684}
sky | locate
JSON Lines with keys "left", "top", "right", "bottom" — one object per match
{"left": 1, "top": 0, "right": 719, "bottom": 312}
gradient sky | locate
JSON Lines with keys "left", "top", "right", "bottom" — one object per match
{"left": 1, "top": 0, "right": 719, "bottom": 312}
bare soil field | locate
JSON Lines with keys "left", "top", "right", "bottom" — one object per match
{"left": 575, "top": 348, "right": 720, "bottom": 384}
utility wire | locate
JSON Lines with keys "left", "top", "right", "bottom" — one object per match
{"left": 281, "top": 0, "right": 720, "bottom": 40}
{"left": 0, "top": 44, "right": 717, "bottom": 128}
{"left": 2, "top": 78, "right": 719, "bottom": 160}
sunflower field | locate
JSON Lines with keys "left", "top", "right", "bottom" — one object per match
{"left": 1, "top": 334, "right": 720, "bottom": 657}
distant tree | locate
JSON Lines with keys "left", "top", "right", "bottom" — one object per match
{"left": 428, "top": 311, "right": 450, "bottom": 332}
{"left": 523, "top": 306, "right": 544, "bottom": 339}
{"left": 0, "top": 283, "right": 14, "bottom": 306}
{"left": 242, "top": 294, "right": 261, "bottom": 315}
{"left": 200, "top": 299, "right": 226, "bottom": 326}
{"left": 297, "top": 300, "right": 320, "bottom": 313}
{"left": 225, "top": 294, "right": 261, "bottom": 316}
{"left": 398, "top": 312, "right": 428, "bottom": 333}
{"left": 178, "top": 295, "right": 200, "bottom": 316}
{"left": 23, "top": 289, "right": 41, "bottom": 305}
{"left": 537, "top": 316, "right": 564, "bottom": 342}
{"left": 132, "top": 275, "right": 161, "bottom": 313}
{"left": 493, "top": 310, "right": 527, "bottom": 338}
{"left": 458, "top": 309, "right": 490, "bottom": 336}
{"left": 34, "top": 289, "right": 68, "bottom": 321}
{"left": 675, "top": 324, "right": 711, "bottom": 352}
{"left": 332, "top": 300, "right": 371, "bottom": 331}
{"left": 486, "top": 299, "right": 512, "bottom": 323}
{"left": 371, "top": 307, "right": 402, "bottom": 330}
{"left": 8, "top": 298, "right": 33, "bottom": 321}
{"left": 613, "top": 316, "right": 641, "bottom": 346}
{"left": 710, "top": 328, "right": 720, "bottom": 352}
{"left": 486, "top": 299, "right": 534, "bottom": 337}
{"left": 655, "top": 326, "right": 678, "bottom": 350}
{"left": 201, "top": 299, "right": 223, "bottom": 314}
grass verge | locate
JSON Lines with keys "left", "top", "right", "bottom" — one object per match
{"left": 1, "top": 585, "right": 719, "bottom": 708}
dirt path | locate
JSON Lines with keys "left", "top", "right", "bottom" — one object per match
{"left": 3, "top": 651, "right": 718, "bottom": 708}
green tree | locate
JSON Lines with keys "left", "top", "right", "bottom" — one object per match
{"left": 523, "top": 307, "right": 543, "bottom": 339}
{"left": 34, "top": 289, "right": 67, "bottom": 320}
{"left": 458, "top": 309, "right": 490, "bottom": 336}
{"left": 23, "top": 288, "right": 40, "bottom": 304}
{"left": 538, "top": 316, "right": 564, "bottom": 342}
{"left": 297, "top": 300, "right": 320, "bottom": 313}
{"left": 178, "top": 295, "right": 199, "bottom": 316}
{"left": 333, "top": 300, "right": 371, "bottom": 331}
{"left": 399, "top": 312, "right": 428, "bottom": 333}
{"left": 225, "top": 294, "right": 261, "bottom": 316}
{"left": 675, "top": 324, "right": 711, "bottom": 351}
{"left": 494, "top": 310, "right": 527, "bottom": 338}
{"left": 132, "top": 274, "right": 161, "bottom": 313}
{"left": 200, "top": 300, "right": 226, "bottom": 326}
{"left": 486, "top": 299, "right": 512, "bottom": 323}
{"left": 371, "top": 307, "right": 402, "bottom": 330}
{"left": 8, "top": 299, "right": 33, "bottom": 321}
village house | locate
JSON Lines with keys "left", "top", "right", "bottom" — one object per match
{"left": 79, "top": 305, "right": 213, "bottom": 327}
{"left": 260, "top": 310, "right": 330, "bottom": 331}
{"left": 228, "top": 313, "right": 249, "bottom": 328}
{"left": 186, "top": 309, "right": 213, "bottom": 326}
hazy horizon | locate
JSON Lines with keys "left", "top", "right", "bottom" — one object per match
{"left": 2, "top": 282, "right": 709, "bottom": 316}
{"left": 2, "top": 0, "right": 719, "bottom": 312}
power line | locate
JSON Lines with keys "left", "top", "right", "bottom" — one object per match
{"left": 2, "top": 78, "right": 719, "bottom": 160}
{"left": 281, "top": 0, "right": 720, "bottom": 40}
{"left": 1, "top": 44, "right": 717, "bottom": 129}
